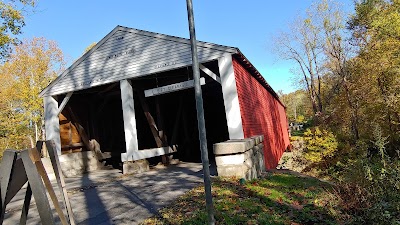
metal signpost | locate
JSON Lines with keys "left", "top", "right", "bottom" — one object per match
{"left": 185, "top": 0, "right": 215, "bottom": 224}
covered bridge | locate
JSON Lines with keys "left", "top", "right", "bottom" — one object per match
{"left": 40, "top": 25, "right": 290, "bottom": 175}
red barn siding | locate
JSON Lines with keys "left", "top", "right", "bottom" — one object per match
{"left": 232, "top": 57, "right": 290, "bottom": 169}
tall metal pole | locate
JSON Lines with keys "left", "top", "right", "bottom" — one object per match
{"left": 185, "top": 0, "right": 215, "bottom": 224}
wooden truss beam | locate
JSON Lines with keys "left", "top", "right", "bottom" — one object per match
{"left": 200, "top": 64, "right": 221, "bottom": 84}
{"left": 57, "top": 92, "right": 73, "bottom": 116}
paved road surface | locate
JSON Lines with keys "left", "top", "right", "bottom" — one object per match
{"left": 3, "top": 162, "right": 204, "bottom": 225}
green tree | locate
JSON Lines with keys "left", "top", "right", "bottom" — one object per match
{"left": 346, "top": 0, "right": 400, "bottom": 151}
{"left": 278, "top": 90, "right": 313, "bottom": 123}
{"left": 0, "top": 37, "right": 65, "bottom": 155}
{"left": 0, "top": 0, "right": 35, "bottom": 60}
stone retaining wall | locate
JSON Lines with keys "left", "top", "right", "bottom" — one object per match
{"left": 213, "top": 135, "right": 265, "bottom": 180}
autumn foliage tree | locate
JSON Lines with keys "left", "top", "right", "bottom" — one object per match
{"left": 0, "top": 0, "right": 35, "bottom": 60}
{"left": 347, "top": 0, "right": 400, "bottom": 152}
{"left": 277, "top": 0, "right": 400, "bottom": 222}
{"left": 275, "top": 0, "right": 348, "bottom": 116}
{"left": 0, "top": 37, "right": 65, "bottom": 156}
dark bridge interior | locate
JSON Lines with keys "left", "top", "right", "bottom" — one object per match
{"left": 58, "top": 60, "right": 229, "bottom": 166}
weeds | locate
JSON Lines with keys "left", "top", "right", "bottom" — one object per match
{"left": 141, "top": 173, "right": 343, "bottom": 225}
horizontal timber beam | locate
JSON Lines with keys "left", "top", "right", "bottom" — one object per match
{"left": 123, "top": 146, "right": 177, "bottom": 161}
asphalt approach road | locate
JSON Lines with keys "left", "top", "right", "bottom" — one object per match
{"left": 3, "top": 162, "right": 205, "bottom": 225}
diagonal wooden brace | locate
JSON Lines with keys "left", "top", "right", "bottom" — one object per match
{"left": 26, "top": 147, "right": 68, "bottom": 225}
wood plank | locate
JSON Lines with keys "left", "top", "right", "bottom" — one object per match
{"left": 20, "top": 150, "right": 55, "bottom": 225}
{"left": 155, "top": 96, "right": 169, "bottom": 165}
{"left": 120, "top": 79, "right": 139, "bottom": 162}
{"left": 68, "top": 122, "right": 73, "bottom": 145}
{"left": 4, "top": 157, "right": 28, "bottom": 205}
{"left": 57, "top": 92, "right": 73, "bottom": 116}
{"left": 61, "top": 142, "right": 84, "bottom": 150}
{"left": 19, "top": 184, "right": 32, "bottom": 225}
{"left": 44, "top": 96, "right": 62, "bottom": 155}
{"left": 27, "top": 148, "right": 68, "bottom": 225}
{"left": 0, "top": 150, "right": 18, "bottom": 224}
{"left": 131, "top": 146, "right": 177, "bottom": 160}
{"left": 137, "top": 90, "right": 164, "bottom": 148}
{"left": 144, "top": 78, "right": 205, "bottom": 97}
{"left": 218, "top": 54, "right": 245, "bottom": 139}
{"left": 200, "top": 64, "right": 221, "bottom": 83}
{"left": 45, "top": 140, "right": 76, "bottom": 225}
{"left": 67, "top": 106, "right": 94, "bottom": 152}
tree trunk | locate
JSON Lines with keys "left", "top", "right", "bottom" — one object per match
{"left": 34, "top": 121, "right": 38, "bottom": 142}
{"left": 343, "top": 79, "right": 360, "bottom": 141}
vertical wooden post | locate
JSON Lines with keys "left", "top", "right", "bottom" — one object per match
{"left": 0, "top": 150, "right": 18, "bottom": 224}
{"left": 120, "top": 79, "right": 139, "bottom": 162}
{"left": 218, "top": 54, "right": 245, "bottom": 139}
{"left": 44, "top": 96, "right": 62, "bottom": 155}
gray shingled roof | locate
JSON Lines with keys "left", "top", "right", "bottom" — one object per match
{"left": 40, "top": 25, "right": 238, "bottom": 97}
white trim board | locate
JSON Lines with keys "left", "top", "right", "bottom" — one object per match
{"left": 144, "top": 77, "right": 205, "bottom": 97}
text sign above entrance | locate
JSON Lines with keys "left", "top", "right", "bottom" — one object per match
{"left": 144, "top": 77, "right": 206, "bottom": 97}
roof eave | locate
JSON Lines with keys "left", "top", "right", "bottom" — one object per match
{"left": 233, "top": 50, "right": 285, "bottom": 107}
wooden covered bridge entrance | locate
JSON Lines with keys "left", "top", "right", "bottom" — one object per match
{"left": 40, "top": 26, "right": 290, "bottom": 175}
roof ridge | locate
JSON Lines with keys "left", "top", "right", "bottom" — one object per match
{"left": 115, "top": 25, "right": 238, "bottom": 53}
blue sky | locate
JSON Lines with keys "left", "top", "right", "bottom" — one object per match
{"left": 20, "top": 0, "right": 354, "bottom": 93}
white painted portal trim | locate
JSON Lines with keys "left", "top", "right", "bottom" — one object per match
{"left": 120, "top": 79, "right": 139, "bottom": 162}
{"left": 130, "top": 146, "right": 176, "bottom": 160}
{"left": 144, "top": 77, "right": 205, "bottom": 97}
{"left": 44, "top": 96, "right": 62, "bottom": 155}
{"left": 218, "top": 54, "right": 244, "bottom": 139}
{"left": 57, "top": 92, "right": 73, "bottom": 116}
{"left": 200, "top": 64, "right": 221, "bottom": 84}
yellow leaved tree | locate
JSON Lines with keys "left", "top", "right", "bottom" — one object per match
{"left": 0, "top": 37, "right": 65, "bottom": 157}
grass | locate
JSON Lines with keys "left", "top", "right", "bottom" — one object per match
{"left": 141, "top": 171, "right": 344, "bottom": 225}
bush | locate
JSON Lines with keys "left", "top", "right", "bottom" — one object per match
{"left": 333, "top": 126, "right": 400, "bottom": 224}
{"left": 290, "top": 125, "right": 400, "bottom": 223}
{"left": 303, "top": 127, "right": 338, "bottom": 164}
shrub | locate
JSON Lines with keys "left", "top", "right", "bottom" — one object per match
{"left": 334, "top": 126, "right": 400, "bottom": 224}
{"left": 303, "top": 127, "right": 338, "bottom": 164}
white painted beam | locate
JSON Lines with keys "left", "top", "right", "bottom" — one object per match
{"left": 120, "top": 79, "right": 139, "bottom": 162}
{"left": 144, "top": 78, "right": 205, "bottom": 97}
{"left": 200, "top": 64, "right": 221, "bottom": 84}
{"left": 44, "top": 96, "right": 62, "bottom": 155}
{"left": 218, "top": 54, "right": 245, "bottom": 139}
{"left": 131, "top": 146, "right": 177, "bottom": 160}
{"left": 57, "top": 92, "right": 73, "bottom": 116}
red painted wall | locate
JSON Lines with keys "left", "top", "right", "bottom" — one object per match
{"left": 232, "top": 57, "right": 290, "bottom": 169}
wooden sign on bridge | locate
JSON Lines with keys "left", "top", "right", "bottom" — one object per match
{"left": 144, "top": 77, "right": 206, "bottom": 97}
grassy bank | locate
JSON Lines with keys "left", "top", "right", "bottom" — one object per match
{"left": 142, "top": 171, "right": 345, "bottom": 225}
